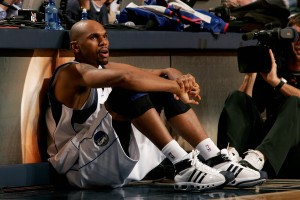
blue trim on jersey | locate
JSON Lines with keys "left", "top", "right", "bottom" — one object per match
{"left": 130, "top": 92, "right": 148, "bottom": 101}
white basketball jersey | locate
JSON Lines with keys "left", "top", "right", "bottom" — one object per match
{"left": 46, "top": 62, "right": 164, "bottom": 188}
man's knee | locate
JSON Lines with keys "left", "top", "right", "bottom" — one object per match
{"left": 106, "top": 88, "right": 154, "bottom": 119}
{"left": 106, "top": 88, "right": 191, "bottom": 120}
{"left": 149, "top": 92, "right": 191, "bottom": 120}
{"left": 164, "top": 99, "right": 191, "bottom": 119}
{"left": 225, "top": 90, "right": 251, "bottom": 107}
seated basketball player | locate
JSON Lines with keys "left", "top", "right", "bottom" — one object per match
{"left": 45, "top": 20, "right": 266, "bottom": 191}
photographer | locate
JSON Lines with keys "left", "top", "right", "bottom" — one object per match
{"left": 217, "top": 13, "right": 300, "bottom": 178}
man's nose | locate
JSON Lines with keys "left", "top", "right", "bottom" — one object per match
{"left": 99, "top": 38, "right": 109, "bottom": 46}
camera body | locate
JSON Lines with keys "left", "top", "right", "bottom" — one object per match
{"left": 237, "top": 27, "right": 298, "bottom": 73}
{"left": 238, "top": 45, "right": 271, "bottom": 73}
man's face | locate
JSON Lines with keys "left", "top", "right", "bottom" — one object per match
{"left": 76, "top": 22, "right": 110, "bottom": 66}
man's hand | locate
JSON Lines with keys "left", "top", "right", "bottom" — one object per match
{"left": 238, "top": 73, "right": 257, "bottom": 96}
{"left": 155, "top": 68, "right": 201, "bottom": 104}
{"left": 174, "top": 74, "right": 201, "bottom": 104}
{"left": 176, "top": 91, "right": 200, "bottom": 105}
{"left": 162, "top": 68, "right": 200, "bottom": 95}
{"left": 260, "top": 49, "right": 281, "bottom": 87}
{"left": 188, "top": 82, "right": 201, "bottom": 100}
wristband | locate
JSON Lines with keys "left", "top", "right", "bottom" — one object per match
{"left": 274, "top": 78, "right": 287, "bottom": 91}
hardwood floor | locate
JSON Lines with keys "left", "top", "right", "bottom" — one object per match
{"left": 1, "top": 179, "right": 300, "bottom": 199}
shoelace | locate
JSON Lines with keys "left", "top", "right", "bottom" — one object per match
{"left": 219, "top": 148, "right": 233, "bottom": 162}
{"left": 225, "top": 143, "right": 242, "bottom": 163}
{"left": 189, "top": 150, "right": 220, "bottom": 174}
{"left": 221, "top": 152, "right": 232, "bottom": 162}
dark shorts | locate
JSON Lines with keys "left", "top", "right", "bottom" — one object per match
{"left": 106, "top": 87, "right": 191, "bottom": 120}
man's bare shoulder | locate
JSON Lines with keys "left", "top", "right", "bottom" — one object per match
{"left": 54, "top": 62, "right": 92, "bottom": 108}
{"left": 55, "top": 62, "right": 90, "bottom": 87}
{"left": 57, "top": 62, "right": 98, "bottom": 78}
{"left": 75, "top": 62, "right": 98, "bottom": 72}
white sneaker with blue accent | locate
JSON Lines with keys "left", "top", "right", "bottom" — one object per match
{"left": 241, "top": 149, "right": 265, "bottom": 171}
{"left": 206, "top": 148, "right": 267, "bottom": 188}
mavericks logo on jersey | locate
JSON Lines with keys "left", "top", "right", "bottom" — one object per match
{"left": 94, "top": 131, "right": 109, "bottom": 146}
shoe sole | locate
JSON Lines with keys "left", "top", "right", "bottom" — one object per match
{"left": 228, "top": 178, "right": 267, "bottom": 188}
{"left": 174, "top": 181, "right": 225, "bottom": 191}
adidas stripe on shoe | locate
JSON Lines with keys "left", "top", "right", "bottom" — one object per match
{"left": 174, "top": 150, "right": 234, "bottom": 191}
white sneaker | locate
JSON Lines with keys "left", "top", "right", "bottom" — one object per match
{"left": 174, "top": 150, "right": 234, "bottom": 191}
{"left": 207, "top": 148, "right": 267, "bottom": 188}
{"left": 241, "top": 149, "right": 265, "bottom": 171}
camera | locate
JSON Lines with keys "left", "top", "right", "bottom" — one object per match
{"left": 237, "top": 27, "right": 298, "bottom": 73}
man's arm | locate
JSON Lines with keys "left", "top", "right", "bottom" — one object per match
{"left": 55, "top": 62, "right": 200, "bottom": 106}
{"left": 238, "top": 73, "right": 257, "bottom": 97}
{"left": 269, "top": 77, "right": 300, "bottom": 97}
{"left": 104, "top": 62, "right": 200, "bottom": 102}
{"left": 83, "top": 62, "right": 183, "bottom": 94}
{"left": 260, "top": 50, "right": 300, "bottom": 97}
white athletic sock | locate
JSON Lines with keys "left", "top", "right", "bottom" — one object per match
{"left": 195, "top": 138, "right": 220, "bottom": 160}
{"left": 161, "top": 140, "right": 188, "bottom": 164}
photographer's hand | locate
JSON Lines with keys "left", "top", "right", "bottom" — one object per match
{"left": 239, "top": 73, "right": 256, "bottom": 97}
{"left": 261, "top": 50, "right": 300, "bottom": 97}
{"left": 260, "top": 49, "right": 281, "bottom": 87}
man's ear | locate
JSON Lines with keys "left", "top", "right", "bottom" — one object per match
{"left": 70, "top": 41, "right": 80, "bottom": 52}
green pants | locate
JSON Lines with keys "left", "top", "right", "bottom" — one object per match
{"left": 217, "top": 91, "right": 300, "bottom": 178}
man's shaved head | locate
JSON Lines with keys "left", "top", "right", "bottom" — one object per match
{"left": 70, "top": 20, "right": 104, "bottom": 42}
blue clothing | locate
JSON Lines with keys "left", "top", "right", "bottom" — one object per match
{"left": 118, "top": 0, "right": 228, "bottom": 34}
